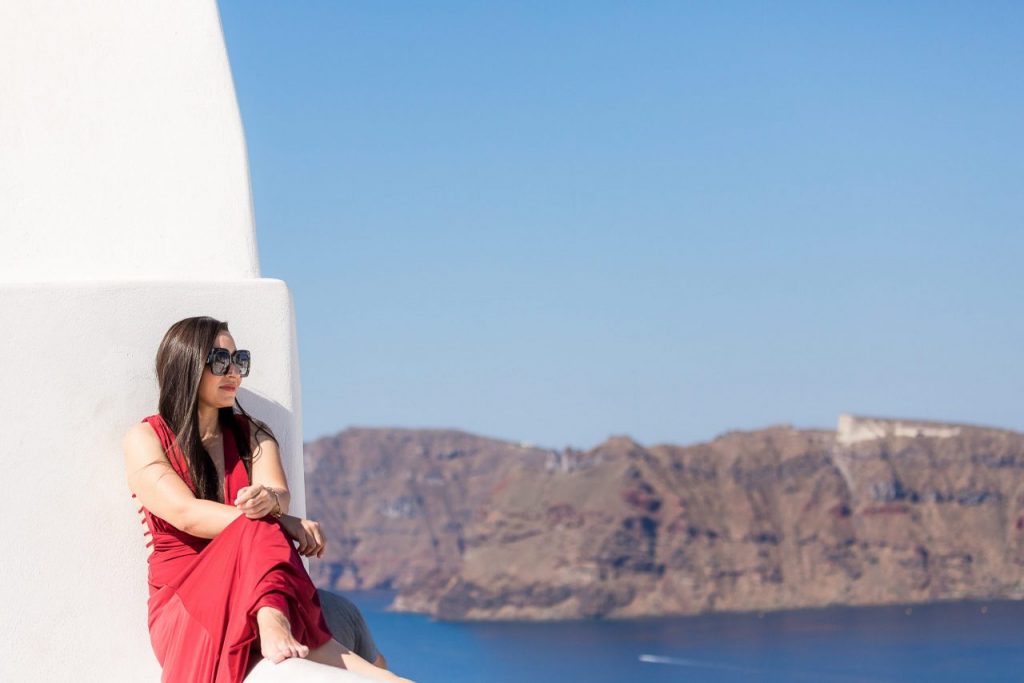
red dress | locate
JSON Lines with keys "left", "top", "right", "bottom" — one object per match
{"left": 131, "top": 412, "right": 334, "bottom": 682}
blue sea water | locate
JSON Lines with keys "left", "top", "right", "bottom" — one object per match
{"left": 341, "top": 591, "right": 1024, "bottom": 683}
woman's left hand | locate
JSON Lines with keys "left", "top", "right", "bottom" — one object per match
{"left": 277, "top": 515, "right": 326, "bottom": 558}
{"left": 234, "top": 484, "right": 278, "bottom": 519}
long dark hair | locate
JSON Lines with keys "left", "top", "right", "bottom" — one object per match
{"left": 154, "top": 315, "right": 278, "bottom": 503}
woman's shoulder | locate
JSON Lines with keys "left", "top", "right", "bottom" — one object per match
{"left": 127, "top": 414, "right": 162, "bottom": 438}
{"left": 236, "top": 413, "right": 276, "bottom": 453}
{"left": 126, "top": 412, "right": 158, "bottom": 434}
{"left": 122, "top": 417, "right": 167, "bottom": 469}
{"left": 235, "top": 412, "right": 270, "bottom": 432}
{"left": 125, "top": 414, "right": 173, "bottom": 452}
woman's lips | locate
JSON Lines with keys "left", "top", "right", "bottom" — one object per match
{"left": 220, "top": 385, "right": 237, "bottom": 391}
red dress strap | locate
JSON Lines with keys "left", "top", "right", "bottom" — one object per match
{"left": 141, "top": 413, "right": 196, "bottom": 493}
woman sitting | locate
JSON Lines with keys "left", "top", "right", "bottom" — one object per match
{"left": 123, "top": 315, "right": 415, "bottom": 682}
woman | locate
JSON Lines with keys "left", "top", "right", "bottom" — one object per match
{"left": 123, "top": 316, "right": 415, "bottom": 682}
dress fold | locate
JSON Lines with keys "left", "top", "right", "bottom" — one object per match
{"left": 136, "top": 412, "right": 334, "bottom": 682}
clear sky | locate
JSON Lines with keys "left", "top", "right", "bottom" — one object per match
{"left": 217, "top": 1, "right": 1023, "bottom": 451}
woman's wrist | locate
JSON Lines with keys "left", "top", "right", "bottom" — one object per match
{"left": 267, "top": 488, "right": 283, "bottom": 517}
{"left": 273, "top": 487, "right": 290, "bottom": 514}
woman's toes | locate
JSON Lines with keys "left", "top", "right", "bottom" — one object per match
{"left": 265, "top": 639, "right": 295, "bottom": 663}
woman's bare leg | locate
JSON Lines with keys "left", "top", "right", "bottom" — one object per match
{"left": 256, "top": 606, "right": 310, "bottom": 663}
{"left": 308, "top": 638, "right": 415, "bottom": 683}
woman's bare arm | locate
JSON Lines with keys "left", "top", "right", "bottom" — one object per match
{"left": 123, "top": 422, "right": 243, "bottom": 539}
{"left": 248, "top": 417, "right": 291, "bottom": 515}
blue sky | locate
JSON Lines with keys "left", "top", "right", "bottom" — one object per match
{"left": 218, "top": 2, "right": 1023, "bottom": 450}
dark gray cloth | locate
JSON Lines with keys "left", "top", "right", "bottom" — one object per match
{"left": 316, "top": 589, "right": 381, "bottom": 663}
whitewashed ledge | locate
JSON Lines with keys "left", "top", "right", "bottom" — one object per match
{"left": 247, "top": 658, "right": 383, "bottom": 682}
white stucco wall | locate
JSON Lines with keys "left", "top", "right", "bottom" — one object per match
{"left": 0, "top": 281, "right": 308, "bottom": 680}
{"left": 0, "top": 0, "right": 259, "bottom": 281}
{"left": 0, "top": 2, "right": 335, "bottom": 680}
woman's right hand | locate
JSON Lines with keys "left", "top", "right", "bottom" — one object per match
{"left": 277, "top": 514, "right": 326, "bottom": 558}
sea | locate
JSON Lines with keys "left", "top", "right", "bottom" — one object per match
{"left": 341, "top": 591, "right": 1024, "bottom": 683}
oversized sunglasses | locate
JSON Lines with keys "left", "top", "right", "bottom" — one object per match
{"left": 206, "top": 347, "right": 251, "bottom": 377}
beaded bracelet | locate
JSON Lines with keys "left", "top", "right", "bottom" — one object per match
{"left": 268, "top": 487, "right": 283, "bottom": 518}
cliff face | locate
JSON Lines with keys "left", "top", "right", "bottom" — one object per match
{"left": 305, "top": 415, "right": 1024, "bottom": 620}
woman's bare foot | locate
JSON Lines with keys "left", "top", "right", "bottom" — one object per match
{"left": 256, "top": 606, "right": 310, "bottom": 663}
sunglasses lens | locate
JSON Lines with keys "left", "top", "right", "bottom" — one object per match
{"left": 235, "top": 350, "right": 251, "bottom": 377}
{"left": 210, "top": 349, "right": 231, "bottom": 375}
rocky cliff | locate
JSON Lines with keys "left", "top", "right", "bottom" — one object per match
{"left": 305, "top": 414, "right": 1024, "bottom": 620}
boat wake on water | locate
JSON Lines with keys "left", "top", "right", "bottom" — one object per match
{"left": 639, "top": 654, "right": 761, "bottom": 673}
{"left": 638, "top": 654, "right": 898, "bottom": 683}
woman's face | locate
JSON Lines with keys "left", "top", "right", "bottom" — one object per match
{"left": 197, "top": 331, "right": 242, "bottom": 410}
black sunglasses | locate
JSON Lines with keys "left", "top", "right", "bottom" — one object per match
{"left": 206, "top": 347, "right": 251, "bottom": 377}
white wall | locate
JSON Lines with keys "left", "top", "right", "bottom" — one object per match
{"left": 0, "top": 2, "right": 316, "bottom": 680}
{"left": 0, "top": 0, "right": 259, "bottom": 281}
{"left": 0, "top": 281, "right": 307, "bottom": 680}
{"left": 837, "top": 413, "right": 962, "bottom": 445}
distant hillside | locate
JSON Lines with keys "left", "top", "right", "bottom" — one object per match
{"left": 305, "top": 414, "right": 1024, "bottom": 620}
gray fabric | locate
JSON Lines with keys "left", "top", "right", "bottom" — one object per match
{"left": 316, "top": 589, "right": 381, "bottom": 663}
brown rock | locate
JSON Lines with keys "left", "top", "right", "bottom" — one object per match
{"left": 306, "top": 414, "right": 1024, "bottom": 620}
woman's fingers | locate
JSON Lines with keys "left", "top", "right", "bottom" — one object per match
{"left": 302, "top": 521, "right": 323, "bottom": 557}
{"left": 298, "top": 529, "right": 314, "bottom": 554}
{"left": 305, "top": 524, "right": 321, "bottom": 557}
{"left": 281, "top": 518, "right": 326, "bottom": 557}
{"left": 237, "top": 486, "right": 276, "bottom": 517}
{"left": 305, "top": 529, "right": 316, "bottom": 554}
{"left": 241, "top": 494, "right": 262, "bottom": 511}
{"left": 299, "top": 519, "right": 325, "bottom": 558}
{"left": 234, "top": 485, "right": 260, "bottom": 506}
